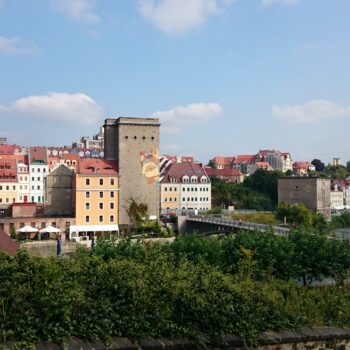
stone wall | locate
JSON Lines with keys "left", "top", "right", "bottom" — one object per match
{"left": 1, "top": 327, "right": 350, "bottom": 349}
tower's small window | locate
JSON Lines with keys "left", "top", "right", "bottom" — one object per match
{"left": 151, "top": 136, "right": 155, "bottom": 140}
{"left": 142, "top": 136, "right": 146, "bottom": 140}
{"left": 125, "top": 136, "right": 128, "bottom": 139}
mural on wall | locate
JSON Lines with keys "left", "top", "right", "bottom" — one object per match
{"left": 140, "top": 149, "right": 160, "bottom": 184}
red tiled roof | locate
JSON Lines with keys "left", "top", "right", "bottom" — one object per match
{"left": 0, "top": 158, "right": 17, "bottom": 182}
{"left": 161, "top": 162, "right": 209, "bottom": 183}
{"left": 213, "top": 156, "right": 234, "bottom": 166}
{"left": 29, "top": 147, "right": 47, "bottom": 164}
{"left": 205, "top": 167, "right": 243, "bottom": 177}
{"left": 293, "top": 161, "right": 311, "bottom": 170}
{"left": 0, "top": 229, "right": 20, "bottom": 256}
{"left": 233, "top": 155, "right": 256, "bottom": 164}
{"left": 78, "top": 158, "right": 118, "bottom": 175}
{"left": 256, "top": 162, "right": 272, "bottom": 169}
{"left": 0, "top": 144, "right": 21, "bottom": 155}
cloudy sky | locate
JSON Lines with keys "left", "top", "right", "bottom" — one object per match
{"left": 1, "top": 0, "right": 349, "bottom": 164}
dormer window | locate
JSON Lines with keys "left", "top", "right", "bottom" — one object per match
{"left": 182, "top": 176, "right": 189, "bottom": 183}
{"left": 201, "top": 176, "right": 207, "bottom": 183}
{"left": 191, "top": 176, "right": 197, "bottom": 183}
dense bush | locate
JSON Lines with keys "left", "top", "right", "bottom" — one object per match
{"left": 1, "top": 232, "right": 350, "bottom": 346}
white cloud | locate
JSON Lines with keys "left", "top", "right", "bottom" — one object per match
{"left": 153, "top": 102, "right": 222, "bottom": 132}
{"left": 262, "top": 0, "right": 299, "bottom": 6}
{"left": 0, "top": 92, "right": 103, "bottom": 125}
{"left": 272, "top": 100, "right": 350, "bottom": 123}
{"left": 138, "top": 0, "right": 234, "bottom": 35}
{"left": 0, "top": 35, "right": 38, "bottom": 55}
{"left": 48, "top": 0, "right": 100, "bottom": 23}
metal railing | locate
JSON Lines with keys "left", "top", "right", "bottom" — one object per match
{"left": 187, "top": 215, "right": 290, "bottom": 235}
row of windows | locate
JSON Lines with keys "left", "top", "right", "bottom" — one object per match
{"left": 32, "top": 196, "right": 44, "bottom": 202}
{"left": 182, "top": 177, "right": 208, "bottom": 184}
{"left": 0, "top": 185, "right": 16, "bottom": 191}
{"left": 124, "top": 136, "right": 155, "bottom": 140}
{"left": 31, "top": 177, "right": 43, "bottom": 181}
{"left": 182, "top": 187, "right": 209, "bottom": 192}
{"left": 19, "top": 176, "right": 28, "bottom": 181}
{"left": 31, "top": 168, "right": 47, "bottom": 173}
{"left": 164, "top": 187, "right": 209, "bottom": 192}
{"left": 164, "top": 198, "right": 177, "bottom": 202}
{"left": 182, "top": 197, "right": 209, "bottom": 202}
{"left": 0, "top": 175, "right": 16, "bottom": 180}
{"left": 85, "top": 191, "right": 115, "bottom": 199}
{"left": 86, "top": 178, "right": 115, "bottom": 186}
{"left": 85, "top": 215, "right": 115, "bottom": 223}
{"left": 85, "top": 202, "right": 115, "bottom": 210}
{"left": 18, "top": 167, "right": 27, "bottom": 172}
{"left": 0, "top": 198, "right": 15, "bottom": 203}
{"left": 31, "top": 185, "right": 41, "bottom": 190}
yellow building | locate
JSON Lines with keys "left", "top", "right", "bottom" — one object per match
{"left": 160, "top": 183, "right": 180, "bottom": 211}
{"left": 0, "top": 159, "right": 18, "bottom": 206}
{"left": 70, "top": 159, "right": 119, "bottom": 240}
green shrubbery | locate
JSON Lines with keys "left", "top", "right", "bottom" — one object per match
{"left": 1, "top": 232, "right": 350, "bottom": 346}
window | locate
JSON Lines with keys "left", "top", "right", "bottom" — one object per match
{"left": 165, "top": 198, "right": 167, "bottom": 202}
{"left": 175, "top": 188, "right": 177, "bottom": 192}
{"left": 0, "top": 186, "right": 2, "bottom": 190}
{"left": 52, "top": 222, "right": 56, "bottom": 228}
{"left": 38, "top": 168, "right": 40, "bottom": 172}
{"left": 164, "top": 187, "right": 167, "bottom": 192}
{"left": 86, "top": 179, "right": 90, "bottom": 185}
{"left": 37, "top": 185, "right": 40, "bottom": 190}
{"left": 170, "top": 188, "right": 172, "bottom": 192}
{"left": 13, "top": 185, "right": 15, "bottom": 190}
{"left": 86, "top": 191, "right": 90, "bottom": 199}
{"left": 99, "top": 191, "right": 103, "bottom": 198}
{"left": 182, "top": 198, "right": 185, "bottom": 201}
{"left": 110, "top": 191, "right": 114, "bottom": 198}
{"left": 110, "top": 215, "right": 114, "bottom": 222}
{"left": 110, "top": 203, "right": 114, "bottom": 209}
{"left": 110, "top": 178, "right": 114, "bottom": 185}
{"left": 169, "top": 198, "right": 172, "bottom": 202}
{"left": 0, "top": 198, "right": 2, "bottom": 203}
{"left": 99, "top": 203, "right": 103, "bottom": 209}
{"left": 99, "top": 179, "right": 104, "bottom": 186}
{"left": 31, "top": 196, "right": 34, "bottom": 202}
{"left": 86, "top": 203, "right": 90, "bottom": 210}
{"left": 99, "top": 215, "right": 103, "bottom": 222}
{"left": 32, "top": 168, "right": 34, "bottom": 172}
{"left": 32, "top": 177, "right": 35, "bottom": 181}
{"left": 43, "top": 168, "right": 46, "bottom": 172}
{"left": 37, "top": 177, "right": 40, "bottom": 181}
{"left": 174, "top": 198, "right": 177, "bottom": 202}
{"left": 86, "top": 216, "right": 90, "bottom": 223}
{"left": 20, "top": 185, "right": 23, "bottom": 190}
{"left": 20, "top": 176, "right": 22, "bottom": 181}
{"left": 6, "top": 198, "right": 9, "bottom": 203}
{"left": 6, "top": 186, "right": 9, "bottom": 190}
{"left": 31, "top": 186, "right": 34, "bottom": 190}
{"left": 19, "top": 196, "right": 23, "bottom": 201}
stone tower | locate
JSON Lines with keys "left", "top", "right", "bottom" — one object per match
{"left": 104, "top": 117, "right": 160, "bottom": 226}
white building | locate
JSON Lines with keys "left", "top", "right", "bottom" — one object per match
{"left": 29, "top": 147, "right": 49, "bottom": 203}
{"left": 262, "top": 150, "right": 293, "bottom": 172}
{"left": 330, "top": 187, "right": 344, "bottom": 210}
{"left": 160, "top": 162, "right": 211, "bottom": 212}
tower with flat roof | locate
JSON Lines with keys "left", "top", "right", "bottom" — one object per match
{"left": 104, "top": 117, "right": 160, "bottom": 226}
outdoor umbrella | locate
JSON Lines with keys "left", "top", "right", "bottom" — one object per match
{"left": 39, "top": 226, "right": 60, "bottom": 234}
{"left": 16, "top": 225, "right": 39, "bottom": 233}
{"left": 16, "top": 225, "right": 39, "bottom": 240}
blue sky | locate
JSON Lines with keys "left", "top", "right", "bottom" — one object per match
{"left": 0, "top": 0, "right": 350, "bottom": 164}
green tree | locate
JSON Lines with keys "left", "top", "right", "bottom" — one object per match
{"left": 126, "top": 198, "right": 148, "bottom": 226}
{"left": 275, "top": 203, "right": 312, "bottom": 227}
{"left": 324, "top": 165, "right": 348, "bottom": 179}
{"left": 347, "top": 160, "right": 350, "bottom": 173}
{"left": 311, "top": 159, "right": 325, "bottom": 172}
{"left": 243, "top": 169, "right": 283, "bottom": 205}
{"left": 208, "top": 159, "right": 217, "bottom": 169}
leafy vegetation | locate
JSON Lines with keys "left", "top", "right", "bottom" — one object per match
{"left": 211, "top": 169, "right": 282, "bottom": 210}
{"left": 1, "top": 231, "right": 350, "bottom": 347}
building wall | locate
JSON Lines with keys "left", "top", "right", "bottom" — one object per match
{"left": 278, "top": 178, "right": 331, "bottom": 220}
{"left": 29, "top": 164, "right": 49, "bottom": 203}
{"left": 330, "top": 191, "right": 344, "bottom": 208}
{"left": 179, "top": 183, "right": 211, "bottom": 211}
{"left": 44, "top": 166, "right": 74, "bottom": 216}
{"left": 0, "top": 182, "right": 18, "bottom": 206}
{"left": 160, "top": 184, "right": 180, "bottom": 210}
{"left": 18, "top": 163, "right": 29, "bottom": 202}
{"left": 104, "top": 117, "right": 160, "bottom": 226}
{"left": 75, "top": 174, "right": 119, "bottom": 226}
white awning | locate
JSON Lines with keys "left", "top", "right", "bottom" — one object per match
{"left": 16, "top": 225, "right": 39, "bottom": 233}
{"left": 39, "top": 225, "right": 61, "bottom": 233}
{"left": 69, "top": 225, "right": 119, "bottom": 233}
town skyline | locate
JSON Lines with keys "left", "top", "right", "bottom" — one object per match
{"left": 1, "top": 0, "right": 350, "bottom": 162}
